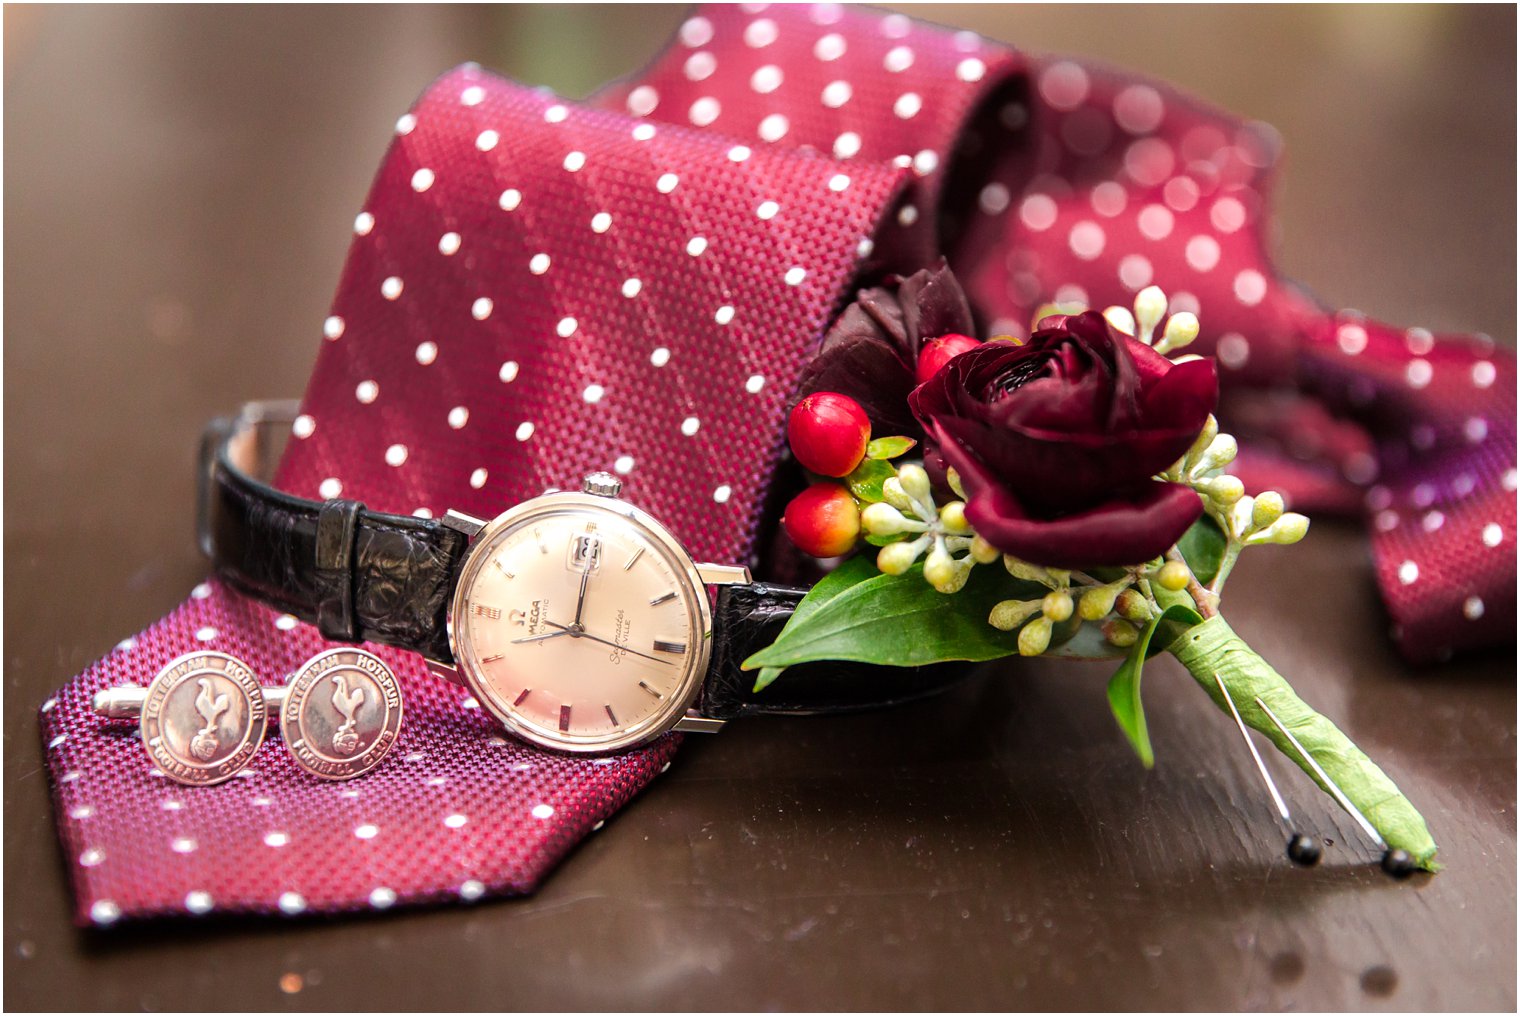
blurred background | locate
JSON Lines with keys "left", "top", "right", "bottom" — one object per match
{"left": 4, "top": 5, "right": 1514, "bottom": 1011}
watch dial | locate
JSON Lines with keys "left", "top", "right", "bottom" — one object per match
{"left": 453, "top": 504, "right": 705, "bottom": 749}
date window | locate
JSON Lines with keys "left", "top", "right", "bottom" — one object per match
{"left": 568, "top": 534, "right": 603, "bottom": 575}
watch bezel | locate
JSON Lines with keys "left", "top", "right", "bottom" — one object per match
{"left": 446, "top": 490, "right": 713, "bottom": 753}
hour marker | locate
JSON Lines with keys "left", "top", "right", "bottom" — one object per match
{"left": 493, "top": 559, "right": 514, "bottom": 579}
{"left": 653, "top": 640, "right": 687, "bottom": 655}
{"left": 472, "top": 605, "right": 502, "bottom": 620}
{"left": 650, "top": 591, "right": 676, "bottom": 606}
{"left": 623, "top": 547, "right": 645, "bottom": 570}
{"left": 482, "top": 653, "right": 504, "bottom": 664}
{"left": 535, "top": 528, "right": 548, "bottom": 553}
{"left": 513, "top": 688, "right": 531, "bottom": 706}
{"left": 559, "top": 705, "right": 572, "bottom": 731}
{"left": 605, "top": 704, "right": 618, "bottom": 725}
{"left": 638, "top": 681, "right": 663, "bottom": 699}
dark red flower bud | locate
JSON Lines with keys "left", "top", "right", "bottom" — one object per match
{"left": 787, "top": 392, "right": 870, "bottom": 477}
{"left": 781, "top": 482, "right": 860, "bottom": 558}
{"left": 915, "top": 333, "right": 981, "bottom": 385}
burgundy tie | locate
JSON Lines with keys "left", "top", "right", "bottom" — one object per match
{"left": 42, "top": 3, "right": 1514, "bottom": 926}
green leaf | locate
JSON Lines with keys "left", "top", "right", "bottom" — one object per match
{"left": 844, "top": 458, "right": 896, "bottom": 503}
{"left": 752, "top": 666, "right": 786, "bottom": 693}
{"left": 742, "top": 562, "right": 1047, "bottom": 672}
{"left": 863, "top": 533, "right": 907, "bottom": 547}
{"left": 866, "top": 435, "right": 916, "bottom": 460}
{"left": 1105, "top": 603, "right": 1203, "bottom": 768}
{"left": 1176, "top": 515, "right": 1227, "bottom": 586}
{"left": 1170, "top": 614, "right": 1439, "bottom": 870}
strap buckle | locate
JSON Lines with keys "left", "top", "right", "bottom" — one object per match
{"left": 196, "top": 399, "right": 301, "bottom": 557}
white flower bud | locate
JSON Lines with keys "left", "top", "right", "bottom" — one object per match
{"left": 1004, "top": 556, "right": 1060, "bottom": 588}
{"left": 1198, "top": 474, "right": 1245, "bottom": 506}
{"left": 1042, "top": 590, "right": 1074, "bottom": 622}
{"left": 861, "top": 502, "right": 925, "bottom": 536}
{"left": 922, "top": 542, "right": 954, "bottom": 589}
{"left": 1103, "top": 305, "right": 1137, "bottom": 336}
{"left": 1103, "top": 619, "right": 1140, "bottom": 648}
{"left": 969, "top": 535, "right": 1002, "bottom": 565}
{"left": 1195, "top": 433, "right": 1239, "bottom": 475}
{"left": 898, "top": 463, "right": 932, "bottom": 504}
{"left": 1246, "top": 512, "right": 1310, "bottom": 546}
{"left": 989, "top": 598, "right": 1042, "bottom": 631}
{"left": 1155, "top": 311, "right": 1199, "bottom": 355}
{"left": 881, "top": 477, "right": 915, "bottom": 513}
{"left": 1078, "top": 584, "right": 1121, "bottom": 621}
{"left": 1134, "top": 286, "right": 1168, "bottom": 345}
{"left": 1018, "top": 616, "right": 1053, "bottom": 656}
{"left": 876, "top": 538, "right": 924, "bottom": 575}
{"left": 939, "top": 501, "right": 971, "bottom": 534}
{"left": 1183, "top": 415, "right": 1220, "bottom": 470}
{"left": 945, "top": 467, "right": 967, "bottom": 500}
{"left": 1230, "top": 495, "right": 1256, "bottom": 539}
{"left": 1251, "top": 491, "right": 1285, "bottom": 530}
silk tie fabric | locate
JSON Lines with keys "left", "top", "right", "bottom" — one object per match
{"left": 41, "top": 3, "right": 1514, "bottom": 926}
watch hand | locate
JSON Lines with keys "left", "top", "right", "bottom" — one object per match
{"left": 572, "top": 564, "right": 591, "bottom": 628}
{"left": 512, "top": 630, "right": 572, "bottom": 645}
{"left": 544, "top": 620, "right": 673, "bottom": 666}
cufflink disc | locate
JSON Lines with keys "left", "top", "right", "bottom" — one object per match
{"left": 280, "top": 648, "right": 403, "bottom": 781}
{"left": 140, "top": 651, "right": 268, "bottom": 786}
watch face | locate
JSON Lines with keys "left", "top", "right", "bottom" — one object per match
{"left": 449, "top": 494, "right": 710, "bottom": 752}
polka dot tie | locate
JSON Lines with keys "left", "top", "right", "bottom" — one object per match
{"left": 41, "top": 3, "right": 1514, "bottom": 926}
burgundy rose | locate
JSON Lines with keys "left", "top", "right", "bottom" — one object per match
{"left": 909, "top": 311, "right": 1218, "bottom": 568}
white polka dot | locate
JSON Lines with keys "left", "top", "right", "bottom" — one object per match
{"left": 751, "top": 65, "right": 783, "bottom": 93}
{"left": 1053, "top": 283, "right": 1089, "bottom": 307}
{"left": 369, "top": 888, "right": 397, "bottom": 909}
{"left": 443, "top": 813, "right": 468, "bottom": 830}
{"left": 680, "top": 15, "right": 713, "bottom": 47}
{"left": 1464, "top": 417, "right": 1488, "bottom": 444}
{"left": 90, "top": 901, "right": 120, "bottom": 926}
{"left": 1090, "top": 181, "right": 1127, "bottom": 217}
{"left": 540, "top": 103, "right": 567, "bottom": 124}
{"left": 689, "top": 97, "right": 721, "bottom": 126}
{"left": 1211, "top": 197, "right": 1247, "bottom": 233}
{"left": 757, "top": 200, "right": 780, "bottom": 220}
{"left": 415, "top": 341, "right": 438, "bottom": 365}
{"left": 531, "top": 803, "right": 556, "bottom": 820}
{"left": 278, "top": 892, "right": 305, "bottom": 915}
{"left": 459, "top": 880, "right": 486, "bottom": 901}
{"left": 1125, "top": 138, "right": 1175, "bottom": 186}
{"left": 857, "top": 237, "right": 875, "bottom": 258}
{"left": 1406, "top": 359, "right": 1433, "bottom": 389}
{"left": 498, "top": 189, "right": 521, "bottom": 211}
{"left": 1138, "top": 204, "right": 1174, "bottom": 240}
{"left": 1422, "top": 510, "right": 1446, "bottom": 533}
{"left": 977, "top": 182, "right": 1011, "bottom": 215}
{"left": 1482, "top": 523, "right": 1503, "bottom": 548}
{"left": 353, "top": 212, "right": 374, "bottom": 236}
{"left": 956, "top": 57, "right": 986, "bottom": 82}
{"left": 814, "top": 33, "right": 846, "bottom": 60}
{"left": 1375, "top": 509, "right": 1400, "bottom": 533}
{"left": 744, "top": 18, "right": 778, "bottom": 47}
{"left": 192, "top": 582, "right": 211, "bottom": 600}
{"left": 893, "top": 93, "right": 922, "bottom": 119}
{"left": 1412, "top": 481, "right": 1437, "bottom": 506}
{"left": 727, "top": 144, "right": 751, "bottom": 162}
{"left": 627, "top": 85, "right": 659, "bottom": 116}
{"left": 681, "top": 416, "right": 700, "bottom": 437}
{"left": 715, "top": 305, "right": 736, "bottom": 325}
{"left": 881, "top": 12, "right": 911, "bottom": 36}
{"left": 448, "top": 406, "right": 469, "bottom": 430}
{"left": 1217, "top": 333, "right": 1250, "bottom": 370}
{"left": 1472, "top": 361, "right": 1496, "bottom": 388}
{"left": 582, "top": 384, "right": 604, "bottom": 404}
{"left": 171, "top": 837, "right": 196, "bottom": 854}
{"left": 264, "top": 832, "right": 289, "bottom": 848}
{"left": 185, "top": 891, "right": 213, "bottom": 915}
{"left": 556, "top": 316, "right": 578, "bottom": 338}
{"left": 413, "top": 508, "right": 432, "bottom": 520}
{"left": 79, "top": 848, "right": 105, "bottom": 867}
{"left": 1397, "top": 560, "right": 1419, "bottom": 585}
{"left": 394, "top": 113, "right": 416, "bottom": 136}
{"left": 657, "top": 173, "right": 679, "bottom": 194}
{"left": 529, "top": 252, "right": 551, "bottom": 275}
{"left": 381, "top": 276, "right": 404, "bottom": 300}
{"left": 472, "top": 298, "right": 493, "bottom": 320}
{"left": 821, "top": 80, "right": 852, "bottom": 108}
{"left": 1019, "top": 194, "right": 1057, "bottom": 231}
{"left": 356, "top": 379, "right": 379, "bottom": 403}
{"left": 1337, "top": 323, "right": 1368, "bottom": 355}
{"left": 1405, "top": 327, "right": 1435, "bottom": 355}
{"left": 897, "top": 204, "right": 919, "bottom": 226}
{"left": 759, "top": 114, "right": 789, "bottom": 142}
{"left": 884, "top": 45, "right": 915, "bottom": 72}
{"left": 437, "top": 232, "right": 462, "bottom": 256}
{"left": 460, "top": 85, "right": 484, "bottom": 106}
{"left": 1464, "top": 596, "right": 1485, "bottom": 620}
{"left": 410, "top": 168, "right": 435, "bottom": 192}
{"left": 1184, "top": 236, "right": 1221, "bottom": 272}
{"left": 650, "top": 347, "right": 670, "bottom": 366}
{"left": 1233, "top": 269, "right": 1267, "bottom": 306}
{"left": 1453, "top": 473, "right": 1477, "bottom": 497}
{"left": 1039, "top": 61, "right": 1089, "bottom": 110}
{"left": 613, "top": 455, "right": 635, "bottom": 476}
{"left": 384, "top": 444, "right": 408, "bottom": 467}
{"left": 49, "top": 733, "right": 67, "bottom": 749}
{"left": 499, "top": 360, "right": 519, "bottom": 383}
{"left": 319, "top": 478, "right": 342, "bottom": 499}
{"left": 1114, "top": 84, "right": 1164, "bottom": 134}
{"left": 745, "top": 374, "right": 766, "bottom": 393}
{"left": 829, "top": 173, "right": 851, "bottom": 192}
{"left": 475, "top": 129, "right": 499, "bottom": 152}
{"left": 1344, "top": 452, "right": 1379, "bottom": 484}
{"left": 1068, "top": 221, "right": 1106, "bottom": 260}
{"left": 195, "top": 626, "right": 217, "bottom": 642}
{"left": 621, "top": 278, "right": 642, "bottom": 299}
{"left": 784, "top": 266, "right": 807, "bottom": 286}
{"left": 686, "top": 236, "right": 709, "bottom": 257}
{"left": 469, "top": 468, "right": 488, "bottom": 490}
{"left": 276, "top": 614, "right": 298, "bottom": 631}
{"left": 713, "top": 485, "right": 733, "bottom": 504}
{"left": 355, "top": 823, "right": 379, "bottom": 840}
{"left": 912, "top": 150, "right": 938, "bottom": 176}
{"left": 1164, "top": 177, "right": 1200, "bottom": 213}
{"left": 632, "top": 123, "right": 656, "bottom": 142}
{"left": 591, "top": 212, "right": 612, "bottom": 233}
{"left": 562, "top": 150, "right": 586, "bottom": 172}
{"left": 1118, "top": 254, "right": 1152, "bottom": 289}
{"left": 292, "top": 411, "right": 317, "bottom": 437}
{"left": 685, "top": 52, "right": 717, "bottom": 82}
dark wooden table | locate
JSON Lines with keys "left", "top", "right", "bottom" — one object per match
{"left": 5, "top": 5, "right": 1514, "bottom": 1010}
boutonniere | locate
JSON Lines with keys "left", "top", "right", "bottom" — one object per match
{"left": 749, "top": 264, "right": 1436, "bottom": 872}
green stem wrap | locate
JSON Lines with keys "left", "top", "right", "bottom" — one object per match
{"left": 1168, "top": 615, "right": 1438, "bottom": 870}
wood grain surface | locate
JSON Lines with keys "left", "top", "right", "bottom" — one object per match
{"left": 4, "top": 5, "right": 1514, "bottom": 1010}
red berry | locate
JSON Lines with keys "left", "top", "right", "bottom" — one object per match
{"left": 787, "top": 392, "right": 870, "bottom": 477}
{"left": 781, "top": 483, "right": 860, "bottom": 558}
{"left": 915, "top": 333, "right": 981, "bottom": 385}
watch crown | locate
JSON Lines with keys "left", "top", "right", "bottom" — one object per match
{"left": 582, "top": 472, "right": 623, "bottom": 498}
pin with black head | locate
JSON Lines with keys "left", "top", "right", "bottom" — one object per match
{"left": 1380, "top": 848, "right": 1417, "bottom": 879}
{"left": 1212, "top": 674, "right": 1320, "bottom": 867}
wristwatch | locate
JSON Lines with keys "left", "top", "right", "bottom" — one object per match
{"left": 200, "top": 402, "right": 971, "bottom": 754}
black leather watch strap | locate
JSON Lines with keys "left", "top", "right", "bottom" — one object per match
{"left": 203, "top": 407, "right": 468, "bottom": 663}
{"left": 702, "top": 582, "right": 974, "bottom": 720}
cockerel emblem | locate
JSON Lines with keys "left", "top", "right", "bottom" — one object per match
{"left": 329, "top": 673, "right": 366, "bottom": 755}
{"left": 188, "top": 677, "right": 230, "bottom": 761}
